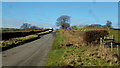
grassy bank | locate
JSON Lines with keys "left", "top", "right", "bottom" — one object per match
{"left": 45, "top": 30, "right": 66, "bottom": 66}
{"left": 45, "top": 29, "right": 119, "bottom": 66}
{"left": 0, "top": 30, "right": 52, "bottom": 47}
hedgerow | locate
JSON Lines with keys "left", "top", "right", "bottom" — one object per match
{"left": 83, "top": 30, "right": 109, "bottom": 45}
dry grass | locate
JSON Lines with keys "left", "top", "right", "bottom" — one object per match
{"left": 85, "top": 46, "right": 119, "bottom": 64}
{"left": 59, "top": 29, "right": 119, "bottom": 66}
{"left": 61, "top": 45, "right": 119, "bottom": 66}
{"left": 59, "top": 29, "right": 84, "bottom": 46}
{"left": 46, "top": 29, "right": 119, "bottom": 66}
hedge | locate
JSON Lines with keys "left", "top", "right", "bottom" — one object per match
{"left": 2, "top": 29, "right": 50, "bottom": 40}
{"left": 83, "top": 30, "right": 109, "bottom": 45}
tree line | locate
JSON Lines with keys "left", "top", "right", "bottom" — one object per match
{"left": 56, "top": 15, "right": 112, "bottom": 29}
{"left": 20, "top": 23, "right": 42, "bottom": 29}
{"left": 20, "top": 15, "right": 113, "bottom": 30}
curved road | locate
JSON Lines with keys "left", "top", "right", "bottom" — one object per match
{"left": 2, "top": 32, "right": 55, "bottom": 66}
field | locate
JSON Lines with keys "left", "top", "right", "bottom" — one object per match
{"left": 45, "top": 28, "right": 120, "bottom": 66}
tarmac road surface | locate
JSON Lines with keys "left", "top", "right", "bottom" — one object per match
{"left": 2, "top": 32, "right": 55, "bottom": 66}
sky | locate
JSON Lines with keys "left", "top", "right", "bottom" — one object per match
{"left": 2, "top": 2, "right": 118, "bottom": 29}
{"left": 1, "top": 0, "right": 120, "bottom": 2}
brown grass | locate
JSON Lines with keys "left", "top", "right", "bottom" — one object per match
{"left": 46, "top": 29, "right": 119, "bottom": 66}
{"left": 85, "top": 46, "right": 118, "bottom": 64}
{"left": 59, "top": 29, "right": 84, "bottom": 46}
{"left": 60, "top": 29, "right": 119, "bottom": 64}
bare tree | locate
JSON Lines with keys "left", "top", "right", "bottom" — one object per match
{"left": 20, "top": 23, "right": 31, "bottom": 29}
{"left": 71, "top": 25, "right": 77, "bottom": 29}
{"left": 84, "top": 24, "right": 102, "bottom": 28}
{"left": 56, "top": 15, "right": 70, "bottom": 29}
{"left": 30, "top": 26, "right": 39, "bottom": 29}
{"left": 106, "top": 20, "right": 112, "bottom": 28}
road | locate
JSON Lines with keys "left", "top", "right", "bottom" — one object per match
{"left": 2, "top": 32, "right": 55, "bottom": 66}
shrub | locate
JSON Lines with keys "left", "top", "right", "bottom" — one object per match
{"left": 83, "top": 30, "right": 109, "bottom": 45}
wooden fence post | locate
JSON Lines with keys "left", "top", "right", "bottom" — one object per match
{"left": 117, "top": 45, "right": 120, "bottom": 61}
{"left": 111, "top": 42, "right": 113, "bottom": 51}
{"left": 117, "top": 45, "right": 119, "bottom": 56}
{"left": 112, "top": 35, "right": 114, "bottom": 39}
{"left": 100, "top": 38, "right": 101, "bottom": 47}
{"left": 100, "top": 38, "right": 102, "bottom": 47}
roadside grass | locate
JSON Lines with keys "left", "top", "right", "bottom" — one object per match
{"left": 52, "top": 30, "right": 64, "bottom": 49}
{"left": 45, "top": 30, "right": 66, "bottom": 66}
{"left": 61, "top": 45, "right": 118, "bottom": 66}
{"left": 45, "top": 48, "right": 65, "bottom": 66}
{"left": 0, "top": 34, "right": 38, "bottom": 47}
{"left": 45, "top": 29, "right": 119, "bottom": 66}
{"left": 46, "top": 45, "right": 119, "bottom": 66}
{"left": 0, "top": 30, "right": 51, "bottom": 47}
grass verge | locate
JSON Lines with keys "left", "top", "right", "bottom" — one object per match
{"left": 45, "top": 29, "right": 119, "bottom": 66}
{"left": 0, "top": 30, "right": 51, "bottom": 47}
{"left": 45, "top": 30, "right": 66, "bottom": 66}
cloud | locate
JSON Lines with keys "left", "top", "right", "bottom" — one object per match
{"left": 28, "top": 21, "right": 56, "bottom": 28}
{"left": 2, "top": 18, "right": 57, "bottom": 28}
{"left": 2, "top": 18, "right": 24, "bottom": 28}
